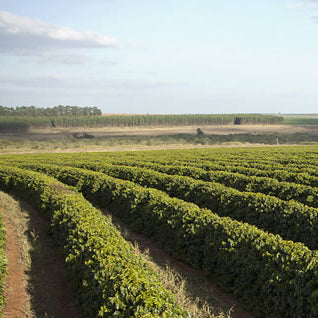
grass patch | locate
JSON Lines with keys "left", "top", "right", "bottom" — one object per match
{"left": 282, "top": 114, "right": 318, "bottom": 125}
{"left": 0, "top": 192, "right": 29, "bottom": 317}
{"left": 0, "top": 131, "right": 317, "bottom": 154}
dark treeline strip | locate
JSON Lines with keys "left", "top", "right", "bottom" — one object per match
{"left": 0, "top": 114, "right": 284, "bottom": 133}
{"left": 0, "top": 105, "right": 101, "bottom": 117}
{"left": 12, "top": 164, "right": 318, "bottom": 318}
{"left": 0, "top": 166, "right": 188, "bottom": 317}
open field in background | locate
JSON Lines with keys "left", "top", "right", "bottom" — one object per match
{"left": 282, "top": 114, "right": 318, "bottom": 125}
{"left": 15, "top": 123, "right": 318, "bottom": 137}
{"left": 0, "top": 123, "right": 317, "bottom": 154}
{"left": 0, "top": 113, "right": 316, "bottom": 154}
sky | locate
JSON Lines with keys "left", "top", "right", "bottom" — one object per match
{"left": 0, "top": 0, "right": 318, "bottom": 114}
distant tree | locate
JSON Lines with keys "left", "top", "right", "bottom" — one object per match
{"left": 197, "top": 128, "right": 204, "bottom": 136}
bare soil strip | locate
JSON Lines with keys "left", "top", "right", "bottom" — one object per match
{"left": 0, "top": 192, "right": 81, "bottom": 318}
{"left": 2, "top": 211, "right": 31, "bottom": 318}
{"left": 0, "top": 143, "right": 300, "bottom": 156}
{"left": 1, "top": 124, "right": 317, "bottom": 141}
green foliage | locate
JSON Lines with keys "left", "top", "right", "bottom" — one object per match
{"left": 1, "top": 146, "right": 318, "bottom": 317}
{"left": 0, "top": 166, "right": 188, "bottom": 317}
{"left": 12, "top": 163, "right": 318, "bottom": 318}
{"left": 144, "top": 163, "right": 318, "bottom": 207}
{"left": 0, "top": 105, "right": 101, "bottom": 117}
{"left": 54, "top": 162, "right": 318, "bottom": 249}
{"left": 113, "top": 155, "right": 318, "bottom": 187}
{"left": 66, "top": 158, "right": 318, "bottom": 208}
{"left": 283, "top": 115, "right": 318, "bottom": 126}
{"left": 0, "top": 113, "right": 283, "bottom": 133}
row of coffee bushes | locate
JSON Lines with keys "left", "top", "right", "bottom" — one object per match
{"left": 78, "top": 146, "right": 317, "bottom": 174}
{"left": 176, "top": 156, "right": 318, "bottom": 177}
{"left": 0, "top": 113, "right": 284, "bottom": 130}
{"left": 2, "top": 151, "right": 317, "bottom": 203}
{"left": 104, "top": 157, "right": 318, "bottom": 188}
{"left": 120, "top": 157, "right": 318, "bottom": 187}
{"left": 69, "top": 157, "right": 317, "bottom": 208}
{"left": 0, "top": 166, "right": 188, "bottom": 317}
{"left": 16, "top": 163, "right": 318, "bottom": 317}
{"left": 53, "top": 162, "right": 318, "bottom": 249}
{"left": 115, "top": 161, "right": 318, "bottom": 207}
{"left": 177, "top": 160, "right": 318, "bottom": 186}
{"left": 0, "top": 145, "right": 317, "bottom": 173}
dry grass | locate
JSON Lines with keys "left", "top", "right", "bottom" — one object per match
{"left": 0, "top": 192, "right": 32, "bottom": 268}
{"left": 134, "top": 244, "right": 234, "bottom": 318}
{"left": 26, "top": 124, "right": 318, "bottom": 136}
{"left": 106, "top": 212, "right": 245, "bottom": 318}
{"left": 0, "top": 123, "right": 316, "bottom": 155}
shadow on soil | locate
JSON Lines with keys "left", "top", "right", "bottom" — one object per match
{"left": 20, "top": 201, "right": 81, "bottom": 318}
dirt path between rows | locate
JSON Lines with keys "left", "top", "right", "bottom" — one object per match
{"left": 0, "top": 191, "right": 253, "bottom": 317}
{"left": 1, "top": 194, "right": 81, "bottom": 318}
{"left": 2, "top": 211, "right": 31, "bottom": 318}
{"left": 106, "top": 211, "right": 253, "bottom": 318}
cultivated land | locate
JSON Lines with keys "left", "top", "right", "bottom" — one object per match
{"left": 282, "top": 114, "right": 318, "bottom": 126}
{"left": 0, "top": 113, "right": 316, "bottom": 153}
{"left": 0, "top": 122, "right": 317, "bottom": 154}
{"left": 0, "top": 146, "right": 317, "bottom": 317}
{"left": 0, "top": 113, "right": 317, "bottom": 317}
{"left": 6, "top": 123, "right": 318, "bottom": 137}
{"left": 0, "top": 192, "right": 80, "bottom": 318}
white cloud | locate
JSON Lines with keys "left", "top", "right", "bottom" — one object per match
{"left": 287, "top": 0, "right": 318, "bottom": 9}
{"left": 0, "top": 75, "right": 186, "bottom": 91}
{"left": 0, "top": 11, "right": 118, "bottom": 55}
{"left": 18, "top": 53, "right": 90, "bottom": 65}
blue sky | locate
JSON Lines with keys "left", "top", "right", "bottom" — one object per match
{"left": 0, "top": 0, "right": 318, "bottom": 114}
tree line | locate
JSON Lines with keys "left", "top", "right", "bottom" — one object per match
{"left": 0, "top": 105, "right": 102, "bottom": 116}
{"left": 0, "top": 113, "right": 284, "bottom": 133}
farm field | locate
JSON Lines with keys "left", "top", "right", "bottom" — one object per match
{"left": 0, "top": 123, "right": 317, "bottom": 154}
{"left": 0, "top": 113, "right": 317, "bottom": 154}
{"left": 0, "top": 145, "right": 317, "bottom": 317}
{"left": 282, "top": 114, "right": 318, "bottom": 126}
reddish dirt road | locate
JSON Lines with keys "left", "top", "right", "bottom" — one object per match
{"left": 1, "top": 196, "right": 81, "bottom": 318}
